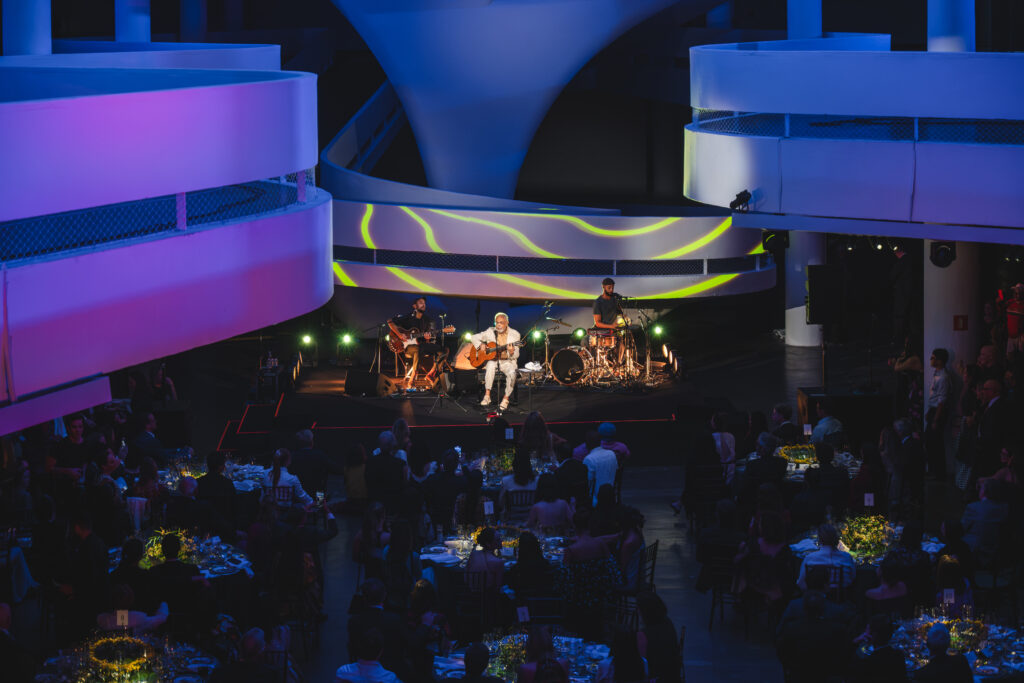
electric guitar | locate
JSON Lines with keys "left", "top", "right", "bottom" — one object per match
{"left": 467, "top": 339, "right": 527, "bottom": 368}
{"left": 387, "top": 320, "right": 455, "bottom": 354}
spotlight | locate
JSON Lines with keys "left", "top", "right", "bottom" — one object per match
{"left": 463, "top": 332, "right": 472, "bottom": 341}
{"left": 930, "top": 242, "right": 957, "bottom": 268}
{"left": 667, "top": 349, "right": 675, "bottom": 364}
{"left": 385, "top": 334, "right": 391, "bottom": 342}
{"left": 301, "top": 334, "right": 313, "bottom": 345}
{"left": 661, "top": 343, "right": 669, "bottom": 358}
{"left": 341, "top": 333, "right": 353, "bottom": 345}
{"left": 875, "top": 241, "right": 884, "bottom": 251}
{"left": 574, "top": 328, "right": 586, "bottom": 340}
{"left": 673, "top": 357, "right": 680, "bottom": 374}
{"left": 729, "top": 189, "right": 752, "bottom": 212}
{"left": 653, "top": 324, "right": 664, "bottom": 336}
{"left": 532, "top": 330, "right": 544, "bottom": 341}
{"left": 761, "top": 230, "right": 789, "bottom": 252}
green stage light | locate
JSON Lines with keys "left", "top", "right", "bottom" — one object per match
{"left": 574, "top": 328, "right": 586, "bottom": 339}
{"left": 532, "top": 330, "right": 544, "bottom": 340}
{"left": 653, "top": 324, "right": 664, "bottom": 336}
{"left": 301, "top": 334, "right": 313, "bottom": 345}
{"left": 463, "top": 332, "right": 473, "bottom": 341}
{"left": 341, "top": 333, "right": 353, "bottom": 345}
{"left": 385, "top": 334, "right": 391, "bottom": 342}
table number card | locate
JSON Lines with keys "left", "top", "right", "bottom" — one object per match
{"left": 517, "top": 606, "right": 530, "bottom": 623}
{"left": 864, "top": 493, "right": 875, "bottom": 508}
{"left": 483, "top": 500, "right": 495, "bottom": 516}
{"left": 943, "top": 589, "right": 956, "bottom": 605}
{"left": 116, "top": 610, "right": 130, "bottom": 627}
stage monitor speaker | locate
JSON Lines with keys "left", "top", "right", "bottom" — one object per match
{"left": 806, "top": 265, "right": 842, "bottom": 325}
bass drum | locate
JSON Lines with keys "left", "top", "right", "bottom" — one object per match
{"left": 551, "top": 346, "right": 594, "bottom": 385}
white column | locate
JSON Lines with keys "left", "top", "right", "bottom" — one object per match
{"left": 180, "top": 0, "right": 207, "bottom": 42}
{"left": 115, "top": 0, "right": 151, "bottom": 42}
{"left": 928, "top": 0, "right": 975, "bottom": 52}
{"left": 2, "top": 0, "right": 51, "bottom": 55}
{"left": 785, "top": 231, "right": 825, "bottom": 347}
{"left": 787, "top": 0, "right": 822, "bottom": 40}
{"left": 707, "top": 1, "right": 732, "bottom": 29}
{"left": 923, "top": 241, "right": 979, "bottom": 390}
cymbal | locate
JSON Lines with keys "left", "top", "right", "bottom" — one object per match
{"left": 545, "top": 317, "right": 573, "bottom": 328}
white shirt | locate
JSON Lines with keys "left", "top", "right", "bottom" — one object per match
{"left": 262, "top": 466, "right": 313, "bottom": 506}
{"left": 928, "top": 367, "right": 951, "bottom": 410}
{"left": 469, "top": 326, "right": 520, "bottom": 361}
{"left": 584, "top": 447, "right": 618, "bottom": 502}
{"left": 796, "top": 547, "right": 856, "bottom": 589}
{"left": 810, "top": 415, "right": 843, "bottom": 444}
{"left": 335, "top": 661, "right": 401, "bottom": 683}
{"left": 713, "top": 431, "right": 736, "bottom": 482}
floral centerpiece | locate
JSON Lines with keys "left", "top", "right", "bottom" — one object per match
{"left": 483, "top": 632, "right": 528, "bottom": 680}
{"left": 141, "top": 528, "right": 199, "bottom": 569}
{"left": 839, "top": 515, "right": 896, "bottom": 561}
{"left": 778, "top": 445, "right": 817, "bottom": 465}
{"left": 88, "top": 635, "right": 150, "bottom": 676}
{"left": 915, "top": 618, "right": 988, "bottom": 653}
{"left": 484, "top": 448, "right": 517, "bottom": 475}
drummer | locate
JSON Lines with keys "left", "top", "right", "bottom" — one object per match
{"left": 593, "top": 278, "right": 626, "bottom": 362}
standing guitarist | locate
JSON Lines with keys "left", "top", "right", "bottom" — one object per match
{"left": 470, "top": 312, "right": 520, "bottom": 410}
{"left": 391, "top": 296, "right": 444, "bottom": 388}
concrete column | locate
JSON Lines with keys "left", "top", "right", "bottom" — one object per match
{"left": 787, "top": 0, "right": 822, "bottom": 40}
{"left": 923, "top": 241, "right": 980, "bottom": 391}
{"left": 180, "top": 0, "right": 207, "bottom": 42}
{"left": 115, "top": 0, "right": 151, "bottom": 42}
{"left": 706, "top": 1, "right": 733, "bottom": 29}
{"left": 785, "top": 231, "right": 825, "bottom": 347}
{"left": 2, "top": 0, "right": 51, "bottom": 55}
{"left": 928, "top": 0, "right": 975, "bottom": 52}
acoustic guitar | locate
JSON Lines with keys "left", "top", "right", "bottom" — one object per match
{"left": 467, "top": 339, "right": 527, "bottom": 368}
{"left": 386, "top": 320, "right": 455, "bottom": 354}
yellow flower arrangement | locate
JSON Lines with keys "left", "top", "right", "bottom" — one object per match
{"left": 839, "top": 515, "right": 896, "bottom": 561}
{"left": 916, "top": 618, "right": 988, "bottom": 653}
{"left": 487, "top": 633, "right": 528, "bottom": 679}
{"left": 141, "top": 528, "right": 199, "bottom": 569}
{"left": 779, "top": 445, "right": 817, "bottom": 465}
{"left": 88, "top": 635, "right": 149, "bottom": 674}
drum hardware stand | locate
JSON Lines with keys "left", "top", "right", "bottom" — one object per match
{"left": 428, "top": 357, "right": 468, "bottom": 415}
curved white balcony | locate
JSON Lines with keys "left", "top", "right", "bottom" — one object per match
{"left": 684, "top": 35, "right": 1024, "bottom": 231}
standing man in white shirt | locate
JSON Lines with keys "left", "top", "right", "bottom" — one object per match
{"left": 925, "top": 348, "right": 951, "bottom": 479}
{"left": 470, "top": 312, "right": 520, "bottom": 411}
{"left": 582, "top": 431, "right": 618, "bottom": 506}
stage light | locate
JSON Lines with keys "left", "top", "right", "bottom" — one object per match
{"left": 532, "top": 330, "right": 544, "bottom": 341}
{"left": 301, "top": 334, "right": 313, "bottom": 345}
{"left": 574, "top": 328, "right": 586, "bottom": 339}
{"left": 661, "top": 343, "right": 669, "bottom": 358}
{"left": 463, "top": 332, "right": 472, "bottom": 341}
{"left": 385, "top": 334, "right": 391, "bottom": 341}
{"left": 341, "top": 333, "right": 353, "bottom": 345}
{"left": 875, "top": 241, "right": 884, "bottom": 251}
{"left": 729, "top": 189, "right": 752, "bottom": 212}
{"left": 667, "top": 349, "right": 674, "bottom": 364}
{"left": 673, "top": 357, "right": 680, "bottom": 374}
{"left": 653, "top": 324, "right": 664, "bottom": 336}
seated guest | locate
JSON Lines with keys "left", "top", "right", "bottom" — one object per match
{"left": 961, "top": 478, "right": 1008, "bottom": 567}
{"left": 777, "top": 569, "right": 855, "bottom": 637}
{"left": 710, "top": 413, "right": 737, "bottom": 485}
{"left": 596, "top": 625, "right": 647, "bottom": 683}
{"left": 518, "top": 627, "right": 570, "bottom": 683}
{"left": 348, "top": 579, "right": 410, "bottom": 679}
{"left": 771, "top": 403, "right": 801, "bottom": 444}
{"left": 582, "top": 432, "right": 618, "bottom": 506}
{"left": 789, "top": 468, "right": 828, "bottom": 535}
{"left": 0, "top": 603, "right": 34, "bottom": 683}
{"left": 209, "top": 627, "right": 280, "bottom": 683}
{"left": 616, "top": 506, "right": 646, "bottom": 589}
{"left": 454, "top": 469, "right": 493, "bottom": 527}
{"left": 636, "top": 592, "right": 681, "bottom": 683}
{"left": 816, "top": 443, "right": 851, "bottom": 516}
{"left": 775, "top": 591, "right": 849, "bottom": 683}
{"left": 527, "top": 474, "right": 573, "bottom": 531}
{"left": 382, "top": 520, "right": 422, "bottom": 612}
{"left": 810, "top": 399, "right": 843, "bottom": 445}
{"left": 196, "top": 451, "right": 237, "bottom": 529}
{"left": 534, "top": 657, "right": 569, "bottom": 683}
{"left": 109, "top": 538, "right": 152, "bottom": 611}
{"left": 290, "top": 429, "right": 342, "bottom": 499}
{"left": 452, "top": 642, "right": 503, "bottom": 683}
{"left": 499, "top": 452, "right": 539, "bottom": 511}
{"left": 96, "top": 584, "right": 168, "bottom": 633}
{"left": 573, "top": 423, "right": 631, "bottom": 464}
{"left": 865, "top": 557, "right": 909, "bottom": 603}
{"left": 262, "top": 448, "right": 313, "bottom": 507}
{"left": 933, "top": 556, "right": 972, "bottom": 618}
{"left": 166, "top": 476, "right": 219, "bottom": 535}
{"left": 591, "top": 485, "right": 619, "bottom": 537}
{"left": 884, "top": 521, "right": 935, "bottom": 609}
{"left": 506, "top": 532, "right": 552, "bottom": 596}
{"left": 466, "top": 527, "right": 504, "bottom": 588}
{"left": 851, "top": 614, "right": 908, "bottom": 682}
{"left": 911, "top": 623, "right": 973, "bottom": 682}
{"left": 797, "top": 524, "right": 856, "bottom": 591}
{"left": 695, "top": 499, "right": 745, "bottom": 593}
{"left": 744, "top": 432, "right": 786, "bottom": 488}
{"left": 422, "top": 451, "right": 465, "bottom": 533}
{"left": 336, "top": 628, "right": 402, "bottom": 683}
{"left": 735, "top": 512, "right": 796, "bottom": 607}
{"left": 562, "top": 509, "right": 612, "bottom": 564}
{"left": 408, "top": 579, "right": 448, "bottom": 633}
{"left": 61, "top": 511, "right": 111, "bottom": 636}
{"left": 554, "top": 443, "right": 589, "bottom": 508}
{"left": 936, "top": 519, "right": 974, "bottom": 578}
{"left": 519, "top": 411, "right": 565, "bottom": 462}
{"left": 353, "top": 502, "right": 391, "bottom": 580}
{"left": 749, "top": 482, "right": 790, "bottom": 538}
{"left": 147, "top": 533, "right": 204, "bottom": 621}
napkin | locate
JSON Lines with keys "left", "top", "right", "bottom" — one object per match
{"left": 921, "top": 541, "right": 945, "bottom": 554}
{"left": 585, "top": 644, "right": 610, "bottom": 660}
{"left": 434, "top": 656, "right": 465, "bottom": 673}
{"left": 420, "top": 553, "right": 461, "bottom": 565}
{"left": 790, "top": 538, "right": 818, "bottom": 553}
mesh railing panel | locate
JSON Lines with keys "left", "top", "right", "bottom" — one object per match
{"left": 698, "top": 112, "right": 786, "bottom": 137}
{"left": 919, "top": 119, "right": 1024, "bottom": 145}
{"left": 790, "top": 115, "right": 914, "bottom": 141}
{"left": 616, "top": 259, "right": 704, "bottom": 276}
{"left": 0, "top": 169, "right": 317, "bottom": 264}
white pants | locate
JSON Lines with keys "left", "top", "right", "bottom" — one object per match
{"left": 484, "top": 360, "right": 517, "bottom": 397}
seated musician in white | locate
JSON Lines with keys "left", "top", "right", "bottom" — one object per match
{"left": 470, "top": 313, "right": 520, "bottom": 411}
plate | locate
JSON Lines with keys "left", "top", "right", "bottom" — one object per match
{"left": 976, "top": 666, "right": 999, "bottom": 675}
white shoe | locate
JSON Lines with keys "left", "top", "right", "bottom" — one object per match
{"left": 499, "top": 397, "right": 510, "bottom": 410}
{"left": 480, "top": 395, "right": 491, "bottom": 406}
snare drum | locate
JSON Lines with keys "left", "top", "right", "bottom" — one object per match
{"left": 587, "top": 328, "right": 617, "bottom": 349}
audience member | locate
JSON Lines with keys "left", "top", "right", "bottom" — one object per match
{"left": 851, "top": 614, "right": 908, "bottom": 682}
{"left": 454, "top": 469, "right": 492, "bottom": 527}
{"left": 457, "top": 642, "right": 503, "bottom": 683}
{"left": 290, "top": 429, "right": 342, "bottom": 500}
{"left": 347, "top": 580, "right": 409, "bottom": 680}
{"left": 810, "top": 399, "right": 843, "bottom": 446}
{"left": 554, "top": 442, "right": 589, "bottom": 508}
{"left": 336, "top": 628, "right": 402, "bottom": 683}
{"left": 582, "top": 432, "right": 617, "bottom": 506}
{"left": 466, "top": 527, "right": 504, "bottom": 588}
{"left": 526, "top": 473, "right": 573, "bottom": 531}
{"left": 796, "top": 524, "right": 855, "bottom": 591}
{"left": 911, "top": 623, "right": 973, "bottom": 682}
{"left": 96, "top": 584, "right": 168, "bottom": 633}
{"left": 636, "top": 592, "right": 681, "bottom": 683}
{"left": 770, "top": 403, "right": 800, "bottom": 444}
{"left": 499, "top": 452, "right": 538, "bottom": 511}
{"left": 710, "top": 413, "right": 737, "bottom": 485}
